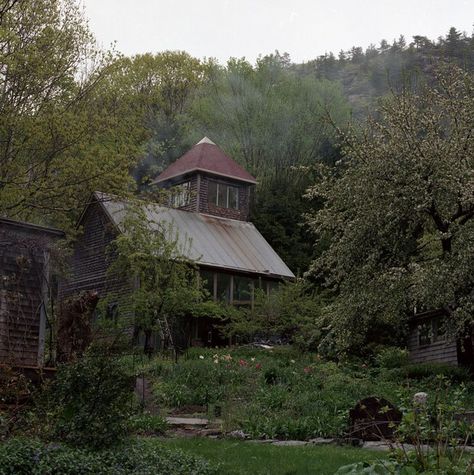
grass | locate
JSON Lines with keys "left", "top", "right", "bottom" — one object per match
{"left": 159, "top": 437, "right": 386, "bottom": 475}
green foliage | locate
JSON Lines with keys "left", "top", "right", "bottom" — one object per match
{"left": 306, "top": 64, "right": 474, "bottom": 354}
{"left": 0, "top": 437, "right": 217, "bottom": 475}
{"left": 0, "top": 0, "right": 139, "bottom": 231}
{"left": 147, "top": 347, "right": 474, "bottom": 441}
{"left": 49, "top": 347, "right": 134, "bottom": 448}
{"left": 128, "top": 412, "right": 168, "bottom": 436}
{"left": 375, "top": 347, "right": 410, "bottom": 369}
{"left": 225, "top": 279, "right": 325, "bottom": 351}
{"left": 190, "top": 54, "right": 350, "bottom": 272}
{"left": 338, "top": 378, "right": 474, "bottom": 474}
{"left": 109, "top": 202, "right": 208, "bottom": 353}
{"left": 401, "top": 363, "right": 471, "bottom": 383}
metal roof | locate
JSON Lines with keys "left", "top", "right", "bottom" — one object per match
{"left": 151, "top": 137, "right": 257, "bottom": 185}
{"left": 96, "top": 193, "right": 294, "bottom": 279}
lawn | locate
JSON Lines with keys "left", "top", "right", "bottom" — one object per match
{"left": 160, "top": 437, "right": 385, "bottom": 475}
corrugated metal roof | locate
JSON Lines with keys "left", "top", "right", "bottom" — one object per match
{"left": 151, "top": 137, "right": 257, "bottom": 185}
{"left": 97, "top": 193, "right": 294, "bottom": 279}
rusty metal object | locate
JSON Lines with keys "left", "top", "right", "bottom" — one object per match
{"left": 348, "top": 396, "right": 402, "bottom": 441}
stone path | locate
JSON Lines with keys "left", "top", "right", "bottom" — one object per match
{"left": 163, "top": 416, "right": 474, "bottom": 453}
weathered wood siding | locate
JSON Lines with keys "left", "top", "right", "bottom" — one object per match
{"left": 0, "top": 222, "right": 58, "bottom": 366}
{"left": 198, "top": 173, "right": 250, "bottom": 221}
{"left": 60, "top": 199, "right": 134, "bottom": 320}
{"left": 407, "top": 322, "right": 458, "bottom": 365}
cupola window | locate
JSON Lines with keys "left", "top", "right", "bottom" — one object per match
{"left": 208, "top": 180, "right": 239, "bottom": 210}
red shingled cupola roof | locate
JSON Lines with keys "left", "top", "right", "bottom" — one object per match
{"left": 152, "top": 137, "right": 257, "bottom": 185}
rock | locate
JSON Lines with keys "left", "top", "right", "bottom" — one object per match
{"left": 272, "top": 440, "right": 308, "bottom": 446}
{"left": 362, "top": 441, "right": 391, "bottom": 451}
{"left": 199, "top": 428, "right": 222, "bottom": 437}
{"left": 308, "top": 438, "right": 335, "bottom": 445}
{"left": 413, "top": 392, "right": 428, "bottom": 405}
{"left": 247, "top": 439, "right": 278, "bottom": 444}
{"left": 227, "top": 429, "right": 248, "bottom": 439}
{"left": 165, "top": 417, "right": 209, "bottom": 427}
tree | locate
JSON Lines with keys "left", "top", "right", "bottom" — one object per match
{"left": 108, "top": 202, "right": 209, "bottom": 355}
{"left": 0, "top": 0, "right": 139, "bottom": 231}
{"left": 305, "top": 64, "right": 474, "bottom": 354}
{"left": 190, "top": 54, "right": 349, "bottom": 271}
{"left": 101, "top": 52, "right": 211, "bottom": 187}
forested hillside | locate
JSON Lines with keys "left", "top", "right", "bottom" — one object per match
{"left": 297, "top": 27, "right": 474, "bottom": 115}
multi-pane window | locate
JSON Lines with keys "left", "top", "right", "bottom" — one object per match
{"left": 208, "top": 180, "right": 239, "bottom": 210}
{"left": 233, "top": 276, "right": 253, "bottom": 306}
{"left": 170, "top": 181, "right": 191, "bottom": 208}
{"left": 216, "top": 273, "right": 232, "bottom": 303}
{"left": 417, "top": 317, "right": 447, "bottom": 347}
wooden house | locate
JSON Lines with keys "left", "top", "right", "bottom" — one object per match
{"left": 407, "top": 309, "right": 473, "bottom": 369}
{"left": 0, "top": 218, "right": 64, "bottom": 367}
{"left": 62, "top": 137, "right": 295, "bottom": 347}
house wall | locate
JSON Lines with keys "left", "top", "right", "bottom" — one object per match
{"left": 407, "top": 317, "right": 458, "bottom": 365}
{"left": 60, "top": 200, "right": 134, "bottom": 319}
{"left": 197, "top": 173, "right": 250, "bottom": 221}
{"left": 0, "top": 225, "right": 52, "bottom": 366}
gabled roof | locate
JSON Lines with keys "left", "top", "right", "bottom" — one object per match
{"left": 0, "top": 217, "right": 64, "bottom": 237}
{"left": 152, "top": 137, "right": 257, "bottom": 185}
{"left": 93, "top": 192, "right": 293, "bottom": 279}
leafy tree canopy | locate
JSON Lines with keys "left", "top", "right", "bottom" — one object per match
{"left": 306, "top": 64, "right": 474, "bottom": 354}
{"left": 0, "top": 0, "right": 140, "bottom": 231}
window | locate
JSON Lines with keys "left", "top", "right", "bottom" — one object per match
{"left": 233, "top": 275, "right": 253, "bottom": 306}
{"left": 208, "top": 180, "right": 239, "bottom": 210}
{"left": 418, "top": 321, "right": 432, "bottom": 346}
{"left": 200, "top": 270, "right": 215, "bottom": 299}
{"left": 216, "top": 273, "right": 232, "bottom": 303}
{"left": 106, "top": 302, "right": 119, "bottom": 324}
{"left": 170, "top": 181, "right": 191, "bottom": 208}
{"left": 417, "top": 317, "right": 447, "bottom": 347}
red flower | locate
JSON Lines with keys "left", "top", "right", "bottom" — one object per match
{"left": 239, "top": 359, "right": 247, "bottom": 367}
{"left": 255, "top": 363, "right": 262, "bottom": 370}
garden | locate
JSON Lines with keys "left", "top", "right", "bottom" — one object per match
{"left": 3, "top": 343, "right": 473, "bottom": 474}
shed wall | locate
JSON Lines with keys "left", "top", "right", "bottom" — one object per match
{"left": 0, "top": 227, "right": 50, "bottom": 366}
{"left": 407, "top": 324, "right": 458, "bottom": 365}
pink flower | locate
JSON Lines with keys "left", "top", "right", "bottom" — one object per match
{"left": 255, "top": 363, "right": 262, "bottom": 370}
{"left": 303, "top": 366, "right": 312, "bottom": 374}
{"left": 239, "top": 359, "right": 247, "bottom": 367}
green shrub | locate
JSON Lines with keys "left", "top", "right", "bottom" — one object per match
{"left": 403, "top": 362, "right": 470, "bottom": 382}
{"left": 374, "top": 346, "right": 409, "bottom": 369}
{"left": 51, "top": 348, "right": 134, "bottom": 448}
{"left": 0, "top": 437, "right": 217, "bottom": 475}
{"left": 128, "top": 412, "right": 168, "bottom": 435}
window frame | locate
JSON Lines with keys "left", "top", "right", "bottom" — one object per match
{"left": 170, "top": 181, "right": 191, "bottom": 208}
{"left": 208, "top": 180, "right": 239, "bottom": 210}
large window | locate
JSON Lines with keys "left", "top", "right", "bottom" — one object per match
{"left": 170, "top": 181, "right": 191, "bottom": 208}
{"left": 208, "top": 180, "right": 239, "bottom": 210}
{"left": 233, "top": 275, "right": 253, "bottom": 306}
{"left": 216, "top": 273, "right": 232, "bottom": 303}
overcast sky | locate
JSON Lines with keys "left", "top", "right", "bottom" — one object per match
{"left": 82, "top": 0, "right": 474, "bottom": 64}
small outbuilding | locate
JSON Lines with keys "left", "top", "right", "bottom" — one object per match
{"left": 0, "top": 218, "right": 64, "bottom": 367}
{"left": 407, "top": 309, "right": 473, "bottom": 370}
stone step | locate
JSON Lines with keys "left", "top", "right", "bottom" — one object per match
{"left": 166, "top": 417, "right": 209, "bottom": 426}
